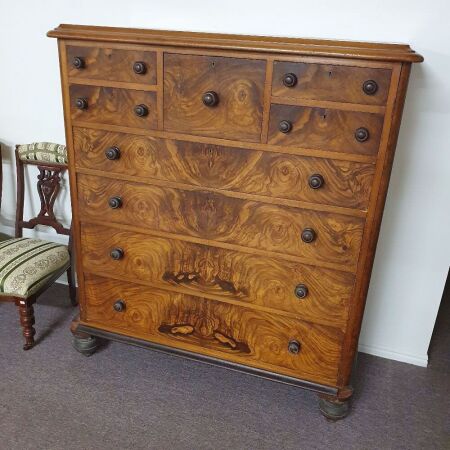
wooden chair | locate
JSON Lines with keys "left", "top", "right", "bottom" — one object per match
{"left": 0, "top": 142, "right": 77, "bottom": 350}
{"left": 0, "top": 144, "right": 10, "bottom": 242}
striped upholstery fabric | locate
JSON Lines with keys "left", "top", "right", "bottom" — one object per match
{"left": 17, "top": 142, "right": 68, "bottom": 165}
{"left": 0, "top": 238, "right": 70, "bottom": 298}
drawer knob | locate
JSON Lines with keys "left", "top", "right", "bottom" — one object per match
{"left": 288, "top": 340, "right": 301, "bottom": 355}
{"left": 134, "top": 104, "right": 149, "bottom": 117}
{"left": 355, "top": 127, "right": 369, "bottom": 142}
{"left": 105, "top": 146, "right": 121, "bottom": 160}
{"left": 133, "top": 61, "right": 147, "bottom": 75}
{"left": 72, "top": 56, "right": 85, "bottom": 69}
{"left": 363, "top": 80, "right": 378, "bottom": 95}
{"left": 75, "top": 98, "right": 88, "bottom": 110}
{"left": 108, "top": 196, "right": 122, "bottom": 209}
{"left": 301, "top": 228, "right": 316, "bottom": 243}
{"left": 279, "top": 120, "right": 293, "bottom": 134}
{"left": 113, "top": 299, "right": 126, "bottom": 312}
{"left": 282, "top": 73, "right": 298, "bottom": 88}
{"left": 294, "top": 284, "right": 309, "bottom": 299}
{"left": 202, "top": 91, "right": 219, "bottom": 107}
{"left": 308, "top": 174, "right": 324, "bottom": 189}
{"left": 110, "top": 247, "right": 124, "bottom": 260}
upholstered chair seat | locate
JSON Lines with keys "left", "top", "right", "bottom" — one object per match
{"left": 0, "top": 238, "right": 70, "bottom": 298}
{"left": 16, "top": 142, "right": 68, "bottom": 164}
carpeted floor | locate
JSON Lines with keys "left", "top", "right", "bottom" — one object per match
{"left": 0, "top": 283, "right": 449, "bottom": 450}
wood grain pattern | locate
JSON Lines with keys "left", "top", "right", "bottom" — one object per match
{"left": 164, "top": 53, "right": 266, "bottom": 142}
{"left": 66, "top": 45, "right": 157, "bottom": 84}
{"left": 272, "top": 61, "right": 391, "bottom": 105}
{"left": 80, "top": 224, "right": 354, "bottom": 327}
{"left": 69, "top": 85, "right": 157, "bottom": 129}
{"left": 83, "top": 273, "right": 343, "bottom": 384}
{"left": 77, "top": 174, "right": 365, "bottom": 267}
{"left": 268, "top": 104, "right": 384, "bottom": 156}
{"left": 73, "top": 127, "right": 375, "bottom": 210}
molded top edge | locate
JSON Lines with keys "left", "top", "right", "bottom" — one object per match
{"left": 47, "top": 24, "right": 424, "bottom": 63}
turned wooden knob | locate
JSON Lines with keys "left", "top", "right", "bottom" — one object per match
{"left": 282, "top": 73, "right": 298, "bottom": 88}
{"left": 288, "top": 340, "right": 301, "bottom": 354}
{"left": 108, "top": 196, "right": 122, "bottom": 209}
{"left": 73, "top": 56, "right": 85, "bottom": 69}
{"left": 110, "top": 247, "right": 124, "bottom": 260}
{"left": 301, "top": 228, "right": 316, "bottom": 243}
{"left": 133, "top": 61, "right": 147, "bottom": 75}
{"left": 75, "top": 98, "right": 88, "bottom": 110}
{"left": 308, "top": 174, "right": 324, "bottom": 189}
{"left": 279, "top": 120, "right": 293, "bottom": 133}
{"left": 355, "top": 127, "right": 369, "bottom": 142}
{"left": 294, "top": 284, "right": 309, "bottom": 299}
{"left": 202, "top": 91, "right": 219, "bottom": 107}
{"left": 113, "top": 299, "right": 126, "bottom": 312}
{"left": 105, "top": 146, "right": 120, "bottom": 160}
{"left": 134, "top": 104, "right": 148, "bottom": 117}
{"left": 363, "top": 80, "right": 378, "bottom": 95}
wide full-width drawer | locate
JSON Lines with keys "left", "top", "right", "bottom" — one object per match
{"left": 163, "top": 53, "right": 266, "bottom": 142}
{"left": 77, "top": 174, "right": 365, "bottom": 268}
{"left": 80, "top": 224, "right": 354, "bottom": 327}
{"left": 73, "top": 127, "right": 375, "bottom": 210}
{"left": 83, "top": 273, "right": 343, "bottom": 385}
{"left": 69, "top": 85, "right": 157, "bottom": 129}
{"left": 268, "top": 104, "right": 384, "bottom": 156}
{"left": 272, "top": 61, "right": 391, "bottom": 105}
{"left": 66, "top": 45, "right": 157, "bottom": 84}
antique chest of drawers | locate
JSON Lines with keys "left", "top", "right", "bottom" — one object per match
{"left": 48, "top": 24, "right": 423, "bottom": 419}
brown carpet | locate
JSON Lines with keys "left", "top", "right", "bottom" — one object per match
{"left": 0, "top": 282, "right": 449, "bottom": 450}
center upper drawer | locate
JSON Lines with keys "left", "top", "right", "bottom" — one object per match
{"left": 163, "top": 53, "right": 266, "bottom": 142}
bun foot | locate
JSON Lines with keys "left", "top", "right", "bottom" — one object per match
{"left": 318, "top": 397, "right": 350, "bottom": 421}
{"left": 23, "top": 342, "right": 34, "bottom": 351}
{"left": 73, "top": 334, "right": 99, "bottom": 357}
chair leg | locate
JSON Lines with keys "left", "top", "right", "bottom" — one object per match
{"left": 18, "top": 300, "right": 36, "bottom": 351}
{"left": 66, "top": 265, "right": 78, "bottom": 307}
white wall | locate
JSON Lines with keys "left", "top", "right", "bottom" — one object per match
{"left": 0, "top": 0, "right": 448, "bottom": 366}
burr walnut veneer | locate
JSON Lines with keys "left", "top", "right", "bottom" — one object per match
{"left": 48, "top": 24, "right": 423, "bottom": 419}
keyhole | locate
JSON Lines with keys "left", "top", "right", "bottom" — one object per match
{"left": 328, "top": 71, "right": 333, "bottom": 77}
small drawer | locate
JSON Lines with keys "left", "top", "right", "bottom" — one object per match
{"left": 73, "top": 127, "right": 375, "bottom": 210}
{"left": 77, "top": 175, "right": 365, "bottom": 268}
{"left": 66, "top": 45, "right": 157, "bottom": 84}
{"left": 164, "top": 53, "right": 266, "bottom": 142}
{"left": 80, "top": 224, "right": 354, "bottom": 327}
{"left": 268, "top": 104, "right": 384, "bottom": 156}
{"left": 272, "top": 61, "right": 391, "bottom": 105}
{"left": 83, "top": 273, "right": 343, "bottom": 385}
{"left": 70, "top": 85, "right": 157, "bottom": 129}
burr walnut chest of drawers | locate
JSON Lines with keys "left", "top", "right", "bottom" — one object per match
{"left": 48, "top": 24, "right": 423, "bottom": 419}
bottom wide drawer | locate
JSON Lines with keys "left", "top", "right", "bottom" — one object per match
{"left": 83, "top": 274, "right": 343, "bottom": 386}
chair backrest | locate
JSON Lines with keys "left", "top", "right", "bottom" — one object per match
{"left": 15, "top": 142, "right": 70, "bottom": 238}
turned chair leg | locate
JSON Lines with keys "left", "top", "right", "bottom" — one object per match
{"left": 66, "top": 265, "right": 78, "bottom": 307}
{"left": 17, "top": 300, "right": 36, "bottom": 351}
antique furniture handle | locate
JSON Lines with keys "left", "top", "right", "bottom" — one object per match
{"left": 134, "top": 104, "right": 149, "bottom": 117}
{"left": 308, "top": 174, "right": 324, "bottom": 189}
{"left": 355, "top": 127, "right": 369, "bottom": 142}
{"left": 282, "top": 73, "right": 298, "bottom": 88}
{"left": 202, "top": 91, "right": 219, "bottom": 107}
{"left": 113, "top": 299, "right": 126, "bottom": 312}
{"left": 301, "top": 228, "right": 316, "bottom": 243}
{"left": 294, "top": 284, "right": 309, "bottom": 299}
{"left": 279, "top": 120, "right": 293, "bottom": 133}
{"left": 288, "top": 340, "right": 301, "bottom": 355}
{"left": 110, "top": 247, "right": 124, "bottom": 260}
{"left": 133, "top": 61, "right": 147, "bottom": 75}
{"left": 72, "top": 56, "right": 85, "bottom": 69}
{"left": 75, "top": 98, "right": 88, "bottom": 110}
{"left": 105, "top": 146, "right": 121, "bottom": 160}
{"left": 108, "top": 196, "right": 122, "bottom": 209}
{"left": 362, "top": 80, "right": 378, "bottom": 95}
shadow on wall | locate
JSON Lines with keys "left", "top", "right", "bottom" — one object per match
{"left": 0, "top": 141, "right": 71, "bottom": 239}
